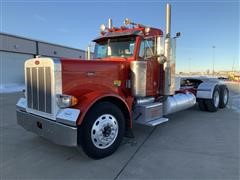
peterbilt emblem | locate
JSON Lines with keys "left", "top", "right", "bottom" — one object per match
{"left": 35, "top": 60, "right": 40, "bottom": 65}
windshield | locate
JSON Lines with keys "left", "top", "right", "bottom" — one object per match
{"left": 94, "top": 36, "right": 136, "bottom": 58}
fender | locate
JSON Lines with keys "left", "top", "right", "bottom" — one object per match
{"left": 74, "top": 90, "right": 133, "bottom": 127}
{"left": 196, "top": 82, "right": 219, "bottom": 99}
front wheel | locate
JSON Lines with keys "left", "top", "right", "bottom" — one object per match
{"left": 79, "top": 102, "right": 125, "bottom": 159}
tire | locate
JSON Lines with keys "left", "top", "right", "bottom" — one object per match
{"left": 205, "top": 86, "right": 220, "bottom": 112}
{"left": 79, "top": 102, "right": 125, "bottom": 159}
{"left": 219, "top": 85, "right": 229, "bottom": 108}
{"left": 198, "top": 99, "right": 207, "bottom": 111}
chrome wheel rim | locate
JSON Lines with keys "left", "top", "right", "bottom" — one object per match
{"left": 91, "top": 114, "right": 118, "bottom": 149}
{"left": 214, "top": 91, "right": 220, "bottom": 108}
{"left": 223, "top": 89, "right": 228, "bottom": 104}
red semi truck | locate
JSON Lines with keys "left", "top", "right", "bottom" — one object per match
{"left": 16, "top": 4, "right": 229, "bottom": 159}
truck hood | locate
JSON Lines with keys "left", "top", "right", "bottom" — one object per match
{"left": 60, "top": 59, "right": 130, "bottom": 97}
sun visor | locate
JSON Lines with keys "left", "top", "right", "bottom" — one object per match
{"left": 93, "top": 30, "right": 143, "bottom": 42}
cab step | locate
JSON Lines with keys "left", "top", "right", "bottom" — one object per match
{"left": 133, "top": 102, "right": 168, "bottom": 127}
{"left": 145, "top": 117, "right": 169, "bottom": 126}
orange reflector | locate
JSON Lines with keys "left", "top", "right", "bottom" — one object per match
{"left": 71, "top": 96, "right": 78, "bottom": 106}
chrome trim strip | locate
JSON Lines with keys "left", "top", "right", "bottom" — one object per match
{"left": 53, "top": 58, "right": 62, "bottom": 96}
{"left": 43, "top": 67, "right": 47, "bottom": 111}
{"left": 37, "top": 66, "right": 39, "bottom": 110}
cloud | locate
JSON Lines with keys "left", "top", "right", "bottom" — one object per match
{"left": 33, "top": 14, "right": 46, "bottom": 22}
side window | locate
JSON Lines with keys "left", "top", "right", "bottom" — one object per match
{"left": 139, "top": 38, "right": 155, "bottom": 59}
{"left": 94, "top": 43, "right": 107, "bottom": 58}
{"left": 139, "top": 41, "right": 145, "bottom": 58}
{"left": 129, "top": 43, "right": 135, "bottom": 54}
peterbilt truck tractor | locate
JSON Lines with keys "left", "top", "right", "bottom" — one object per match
{"left": 16, "top": 3, "right": 229, "bottom": 159}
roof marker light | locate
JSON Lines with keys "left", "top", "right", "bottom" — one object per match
{"left": 124, "top": 18, "right": 131, "bottom": 26}
{"left": 100, "top": 24, "right": 106, "bottom": 32}
{"left": 145, "top": 27, "right": 151, "bottom": 34}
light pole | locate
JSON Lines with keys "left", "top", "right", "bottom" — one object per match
{"left": 212, "top": 45, "right": 215, "bottom": 77}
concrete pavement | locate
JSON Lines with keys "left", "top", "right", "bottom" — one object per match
{"left": 0, "top": 83, "right": 239, "bottom": 179}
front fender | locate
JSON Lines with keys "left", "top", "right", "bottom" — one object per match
{"left": 74, "top": 91, "right": 131, "bottom": 126}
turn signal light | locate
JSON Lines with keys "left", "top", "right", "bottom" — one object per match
{"left": 71, "top": 96, "right": 78, "bottom": 107}
{"left": 56, "top": 94, "right": 78, "bottom": 108}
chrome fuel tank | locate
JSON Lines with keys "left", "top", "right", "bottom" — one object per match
{"left": 163, "top": 93, "right": 196, "bottom": 115}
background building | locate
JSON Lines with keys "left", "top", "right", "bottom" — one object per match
{"left": 0, "top": 33, "right": 90, "bottom": 92}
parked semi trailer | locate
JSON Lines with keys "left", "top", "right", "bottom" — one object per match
{"left": 16, "top": 4, "right": 229, "bottom": 159}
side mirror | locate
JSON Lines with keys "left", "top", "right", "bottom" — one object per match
{"left": 174, "top": 32, "right": 181, "bottom": 38}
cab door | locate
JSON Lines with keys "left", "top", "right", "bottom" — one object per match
{"left": 138, "top": 37, "right": 160, "bottom": 96}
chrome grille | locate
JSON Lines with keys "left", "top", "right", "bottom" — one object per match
{"left": 26, "top": 66, "right": 52, "bottom": 114}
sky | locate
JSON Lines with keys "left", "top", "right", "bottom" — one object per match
{"left": 1, "top": 0, "right": 239, "bottom": 72}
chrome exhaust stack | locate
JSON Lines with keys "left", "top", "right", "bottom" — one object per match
{"left": 162, "top": 4, "right": 195, "bottom": 115}
{"left": 87, "top": 45, "right": 91, "bottom": 60}
{"left": 108, "top": 18, "right": 113, "bottom": 29}
{"left": 165, "top": 3, "right": 171, "bottom": 38}
{"left": 164, "top": 3, "right": 175, "bottom": 95}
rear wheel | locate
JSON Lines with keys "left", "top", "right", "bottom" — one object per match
{"left": 205, "top": 86, "right": 220, "bottom": 112}
{"left": 219, "top": 85, "right": 229, "bottom": 108}
{"left": 198, "top": 99, "right": 207, "bottom": 111}
{"left": 79, "top": 102, "right": 125, "bottom": 159}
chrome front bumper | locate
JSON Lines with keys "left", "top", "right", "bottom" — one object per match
{"left": 17, "top": 110, "right": 78, "bottom": 147}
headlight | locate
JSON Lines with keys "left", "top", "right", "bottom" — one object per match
{"left": 56, "top": 94, "right": 78, "bottom": 108}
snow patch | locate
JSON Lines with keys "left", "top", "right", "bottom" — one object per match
{"left": 0, "top": 84, "right": 25, "bottom": 93}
